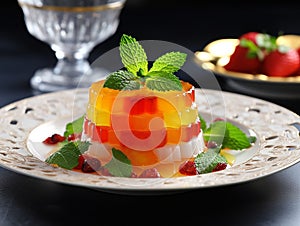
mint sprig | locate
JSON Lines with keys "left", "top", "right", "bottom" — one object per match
{"left": 120, "top": 34, "right": 148, "bottom": 75}
{"left": 64, "top": 115, "right": 84, "bottom": 137}
{"left": 104, "top": 34, "right": 186, "bottom": 92}
{"left": 45, "top": 141, "right": 90, "bottom": 170}
{"left": 103, "top": 70, "right": 140, "bottom": 90}
{"left": 149, "top": 51, "right": 187, "bottom": 74}
{"left": 194, "top": 148, "right": 227, "bottom": 174}
{"left": 204, "top": 121, "right": 251, "bottom": 150}
{"left": 103, "top": 148, "right": 132, "bottom": 177}
{"left": 145, "top": 71, "right": 182, "bottom": 91}
{"left": 200, "top": 114, "right": 255, "bottom": 150}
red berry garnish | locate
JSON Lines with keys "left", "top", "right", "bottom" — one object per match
{"left": 206, "top": 141, "right": 218, "bottom": 149}
{"left": 212, "top": 162, "right": 227, "bottom": 172}
{"left": 130, "top": 172, "right": 138, "bottom": 178}
{"left": 179, "top": 160, "right": 197, "bottom": 176}
{"left": 74, "top": 154, "right": 85, "bottom": 170}
{"left": 82, "top": 157, "right": 101, "bottom": 173}
{"left": 213, "top": 117, "right": 225, "bottom": 122}
{"left": 43, "top": 133, "right": 66, "bottom": 145}
{"left": 76, "top": 154, "right": 101, "bottom": 173}
{"left": 138, "top": 168, "right": 161, "bottom": 178}
{"left": 99, "top": 167, "right": 112, "bottom": 176}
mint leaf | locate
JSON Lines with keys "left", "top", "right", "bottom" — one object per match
{"left": 149, "top": 51, "right": 187, "bottom": 74}
{"left": 120, "top": 34, "right": 148, "bottom": 75}
{"left": 45, "top": 141, "right": 91, "bottom": 170}
{"left": 222, "top": 122, "right": 251, "bottom": 149}
{"left": 194, "top": 148, "right": 227, "bottom": 174}
{"left": 145, "top": 71, "right": 182, "bottom": 91}
{"left": 103, "top": 70, "right": 140, "bottom": 90}
{"left": 248, "top": 136, "right": 257, "bottom": 144}
{"left": 198, "top": 113, "right": 207, "bottom": 132}
{"left": 64, "top": 115, "right": 84, "bottom": 137}
{"left": 203, "top": 121, "right": 227, "bottom": 145}
{"left": 104, "top": 148, "right": 132, "bottom": 177}
{"left": 204, "top": 121, "right": 251, "bottom": 150}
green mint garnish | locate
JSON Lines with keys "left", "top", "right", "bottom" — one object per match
{"left": 198, "top": 113, "right": 207, "bottom": 133}
{"left": 45, "top": 141, "right": 90, "bottom": 170}
{"left": 120, "top": 34, "right": 148, "bottom": 76}
{"left": 63, "top": 115, "right": 84, "bottom": 137}
{"left": 149, "top": 51, "right": 187, "bottom": 74}
{"left": 145, "top": 71, "right": 182, "bottom": 91}
{"left": 194, "top": 148, "right": 227, "bottom": 174}
{"left": 203, "top": 120, "right": 227, "bottom": 145}
{"left": 200, "top": 115, "right": 255, "bottom": 150}
{"left": 104, "top": 34, "right": 185, "bottom": 92}
{"left": 204, "top": 120, "right": 251, "bottom": 150}
{"left": 104, "top": 148, "right": 132, "bottom": 177}
{"left": 103, "top": 70, "right": 140, "bottom": 90}
{"left": 248, "top": 136, "right": 257, "bottom": 144}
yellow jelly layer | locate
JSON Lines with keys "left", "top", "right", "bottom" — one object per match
{"left": 86, "top": 79, "right": 197, "bottom": 128}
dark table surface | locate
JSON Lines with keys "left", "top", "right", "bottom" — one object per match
{"left": 1, "top": 1, "right": 300, "bottom": 225}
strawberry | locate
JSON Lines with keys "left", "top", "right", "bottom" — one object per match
{"left": 239, "top": 31, "right": 260, "bottom": 45}
{"left": 223, "top": 45, "right": 262, "bottom": 74}
{"left": 224, "top": 32, "right": 277, "bottom": 74}
{"left": 293, "top": 47, "right": 300, "bottom": 75}
{"left": 262, "top": 46, "right": 300, "bottom": 77}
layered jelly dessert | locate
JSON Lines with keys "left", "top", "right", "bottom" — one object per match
{"left": 81, "top": 79, "right": 205, "bottom": 177}
{"left": 43, "top": 34, "right": 258, "bottom": 178}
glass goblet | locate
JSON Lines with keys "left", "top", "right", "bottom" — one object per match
{"left": 18, "top": 0, "right": 126, "bottom": 92}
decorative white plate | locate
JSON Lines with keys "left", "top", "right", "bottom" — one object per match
{"left": 0, "top": 88, "right": 300, "bottom": 195}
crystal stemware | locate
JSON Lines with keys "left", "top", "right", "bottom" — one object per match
{"left": 18, "top": 0, "right": 126, "bottom": 92}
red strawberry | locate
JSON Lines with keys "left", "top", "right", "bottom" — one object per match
{"left": 223, "top": 45, "right": 262, "bottom": 74}
{"left": 293, "top": 47, "right": 300, "bottom": 75}
{"left": 239, "top": 31, "right": 260, "bottom": 45}
{"left": 262, "top": 46, "right": 300, "bottom": 77}
{"left": 224, "top": 32, "right": 277, "bottom": 74}
{"left": 224, "top": 32, "right": 264, "bottom": 74}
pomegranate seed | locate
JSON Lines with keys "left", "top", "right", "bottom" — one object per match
{"left": 74, "top": 154, "right": 85, "bottom": 170}
{"left": 99, "top": 167, "right": 112, "bottom": 176}
{"left": 139, "top": 168, "right": 161, "bottom": 178}
{"left": 212, "top": 162, "right": 227, "bottom": 172}
{"left": 179, "top": 160, "right": 197, "bottom": 176}
{"left": 131, "top": 172, "right": 138, "bottom": 178}
{"left": 81, "top": 155, "right": 101, "bottom": 173}
{"left": 43, "top": 133, "right": 66, "bottom": 145}
{"left": 213, "top": 117, "right": 225, "bottom": 122}
{"left": 206, "top": 141, "right": 218, "bottom": 149}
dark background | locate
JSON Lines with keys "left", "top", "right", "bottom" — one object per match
{"left": 1, "top": 1, "right": 300, "bottom": 225}
{"left": 2, "top": 0, "right": 300, "bottom": 107}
